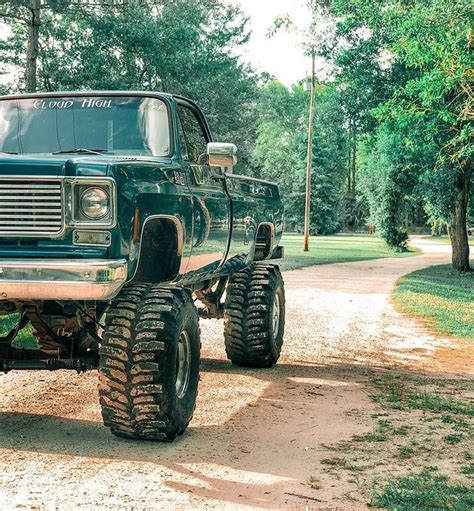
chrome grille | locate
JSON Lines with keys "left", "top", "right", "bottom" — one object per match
{"left": 0, "top": 178, "right": 63, "bottom": 237}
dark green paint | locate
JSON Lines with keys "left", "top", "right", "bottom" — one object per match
{"left": 0, "top": 91, "right": 283, "bottom": 288}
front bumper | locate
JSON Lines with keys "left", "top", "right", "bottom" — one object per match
{"left": 0, "top": 259, "right": 127, "bottom": 301}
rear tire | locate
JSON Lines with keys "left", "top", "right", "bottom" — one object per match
{"left": 224, "top": 263, "right": 285, "bottom": 367}
{"left": 99, "top": 284, "right": 200, "bottom": 441}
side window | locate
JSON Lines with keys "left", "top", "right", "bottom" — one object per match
{"left": 178, "top": 105, "right": 208, "bottom": 163}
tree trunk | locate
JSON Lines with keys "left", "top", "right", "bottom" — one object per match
{"left": 347, "top": 120, "right": 356, "bottom": 192}
{"left": 347, "top": 137, "right": 352, "bottom": 191}
{"left": 25, "top": 0, "right": 41, "bottom": 92}
{"left": 449, "top": 166, "right": 472, "bottom": 272}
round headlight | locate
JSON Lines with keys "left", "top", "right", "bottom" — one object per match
{"left": 80, "top": 187, "right": 109, "bottom": 219}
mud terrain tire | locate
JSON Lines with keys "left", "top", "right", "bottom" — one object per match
{"left": 99, "top": 285, "right": 200, "bottom": 441}
{"left": 224, "top": 263, "right": 285, "bottom": 367}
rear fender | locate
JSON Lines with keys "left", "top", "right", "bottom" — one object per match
{"left": 253, "top": 222, "right": 275, "bottom": 261}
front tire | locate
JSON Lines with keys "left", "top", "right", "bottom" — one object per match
{"left": 224, "top": 263, "right": 285, "bottom": 367}
{"left": 99, "top": 285, "right": 200, "bottom": 441}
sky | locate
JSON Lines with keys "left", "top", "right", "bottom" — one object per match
{"left": 227, "top": 0, "right": 313, "bottom": 87}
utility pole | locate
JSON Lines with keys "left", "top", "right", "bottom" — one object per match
{"left": 303, "top": 52, "right": 315, "bottom": 252}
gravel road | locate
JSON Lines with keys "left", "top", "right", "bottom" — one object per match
{"left": 0, "top": 237, "right": 470, "bottom": 510}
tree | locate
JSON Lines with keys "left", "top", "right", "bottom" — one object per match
{"left": 316, "top": 13, "right": 394, "bottom": 232}
{"left": 271, "top": 1, "right": 339, "bottom": 246}
{"left": 1, "top": 0, "right": 41, "bottom": 92}
{"left": 254, "top": 81, "right": 348, "bottom": 234}
{"left": 0, "top": 0, "right": 260, "bottom": 171}
{"left": 0, "top": 0, "right": 80, "bottom": 91}
{"left": 321, "top": 0, "right": 473, "bottom": 270}
{"left": 358, "top": 120, "right": 429, "bottom": 249}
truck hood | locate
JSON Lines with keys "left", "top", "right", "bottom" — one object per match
{"left": 0, "top": 153, "right": 174, "bottom": 178}
{"left": 0, "top": 153, "right": 112, "bottom": 177}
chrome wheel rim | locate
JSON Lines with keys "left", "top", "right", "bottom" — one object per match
{"left": 272, "top": 293, "right": 281, "bottom": 338}
{"left": 176, "top": 330, "right": 191, "bottom": 399}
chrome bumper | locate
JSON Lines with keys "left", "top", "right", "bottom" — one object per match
{"left": 0, "top": 259, "right": 127, "bottom": 301}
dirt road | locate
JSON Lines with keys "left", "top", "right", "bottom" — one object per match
{"left": 0, "top": 238, "right": 471, "bottom": 510}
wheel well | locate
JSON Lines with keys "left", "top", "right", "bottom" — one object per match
{"left": 132, "top": 217, "right": 182, "bottom": 283}
{"left": 254, "top": 223, "right": 274, "bottom": 261}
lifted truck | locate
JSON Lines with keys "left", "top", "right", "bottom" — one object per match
{"left": 0, "top": 91, "right": 285, "bottom": 441}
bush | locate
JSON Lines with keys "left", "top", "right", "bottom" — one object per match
{"left": 382, "top": 227, "right": 409, "bottom": 252}
{"left": 358, "top": 127, "right": 418, "bottom": 251}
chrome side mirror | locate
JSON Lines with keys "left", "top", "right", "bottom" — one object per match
{"left": 207, "top": 142, "right": 237, "bottom": 169}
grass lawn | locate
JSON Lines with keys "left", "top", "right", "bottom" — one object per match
{"left": 279, "top": 233, "right": 419, "bottom": 271}
{"left": 393, "top": 264, "right": 474, "bottom": 341}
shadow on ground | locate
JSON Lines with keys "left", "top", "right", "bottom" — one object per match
{"left": 0, "top": 357, "right": 470, "bottom": 508}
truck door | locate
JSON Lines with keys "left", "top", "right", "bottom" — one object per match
{"left": 224, "top": 175, "right": 258, "bottom": 261}
{"left": 177, "top": 102, "right": 230, "bottom": 274}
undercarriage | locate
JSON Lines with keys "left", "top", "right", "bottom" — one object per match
{"left": 0, "top": 279, "right": 227, "bottom": 374}
{"left": 0, "top": 301, "right": 103, "bottom": 374}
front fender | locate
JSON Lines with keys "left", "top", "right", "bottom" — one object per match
{"left": 107, "top": 161, "right": 193, "bottom": 281}
{"left": 130, "top": 215, "right": 184, "bottom": 283}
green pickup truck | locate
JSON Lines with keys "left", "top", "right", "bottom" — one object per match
{"left": 0, "top": 91, "right": 285, "bottom": 441}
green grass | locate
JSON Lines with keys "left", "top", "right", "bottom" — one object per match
{"left": 441, "top": 415, "right": 470, "bottom": 432}
{"left": 370, "top": 377, "right": 474, "bottom": 416}
{"left": 393, "top": 425, "right": 414, "bottom": 436}
{"left": 320, "top": 456, "right": 364, "bottom": 472}
{"left": 444, "top": 434, "right": 464, "bottom": 445}
{"left": 0, "top": 314, "right": 36, "bottom": 349}
{"left": 352, "top": 419, "right": 392, "bottom": 442}
{"left": 393, "top": 263, "right": 474, "bottom": 340}
{"left": 460, "top": 464, "right": 474, "bottom": 475}
{"left": 371, "top": 470, "right": 474, "bottom": 510}
{"left": 322, "top": 373, "right": 473, "bottom": 507}
{"left": 398, "top": 446, "right": 415, "bottom": 459}
{"left": 352, "top": 430, "right": 388, "bottom": 442}
{"left": 280, "top": 233, "right": 418, "bottom": 271}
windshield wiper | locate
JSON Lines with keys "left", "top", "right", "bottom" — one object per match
{"left": 0, "top": 151, "right": 19, "bottom": 155}
{"left": 52, "top": 148, "right": 108, "bottom": 155}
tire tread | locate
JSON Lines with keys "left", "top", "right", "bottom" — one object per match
{"left": 99, "top": 285, "right": 198, "bottom": 441}
{"left": 224, "top": 263, "right": 285, "bottom": 368}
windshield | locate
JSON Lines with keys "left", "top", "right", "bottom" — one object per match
{"left": 0, "top": 95, "right": 170, "bottom": 156}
